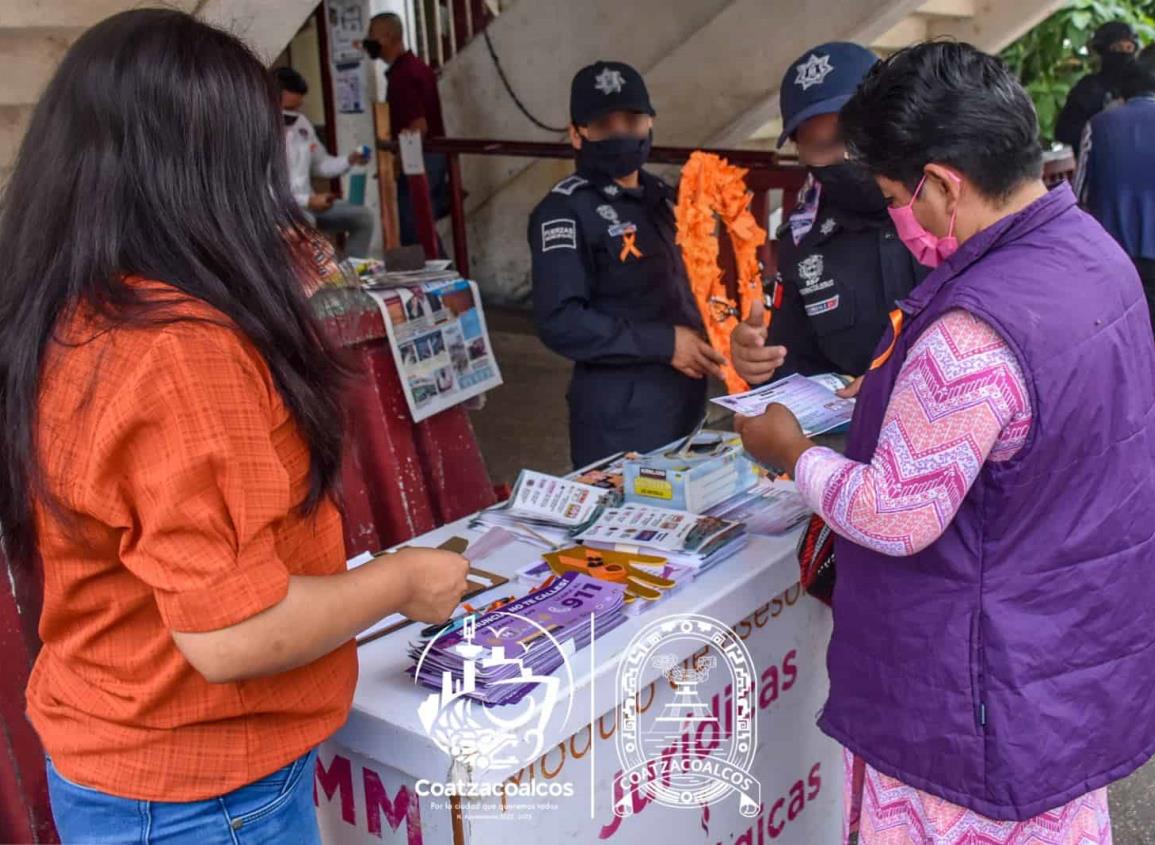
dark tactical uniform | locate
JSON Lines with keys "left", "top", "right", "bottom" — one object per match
{"left": 1055, "top": 72, "right": 1122, "bottom": 154}
{"left": 1055, "top": 22, "right": 1137, "bottom": 155}
{"left": 768, "top": 200, "right": 928, "bottom": 379}
{"left": 529, "top": 171, "right": 706, "bottom": 467}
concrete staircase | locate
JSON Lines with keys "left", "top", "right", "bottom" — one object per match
{"left": 0, "top": 0, "right": 318, "bottom": 182}
{"left": 435, "top": 0, "right": 1066, "bottom": 302}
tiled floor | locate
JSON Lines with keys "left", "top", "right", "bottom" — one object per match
{"left": 470, "top": 313, "right": 1155, "bottom": 844}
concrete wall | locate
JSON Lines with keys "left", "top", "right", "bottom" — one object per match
{"left": 198, "top": 0, "right": 324, "bottom": 62}
{"left": 0, "top": 0, "right": 318, "bottom": 178}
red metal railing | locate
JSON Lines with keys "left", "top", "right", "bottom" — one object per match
{"left": 383, "top": 136, "right": 808, "bottom": 285}
{"left": 414, "top": 0, "right": 496, "bottom": 70}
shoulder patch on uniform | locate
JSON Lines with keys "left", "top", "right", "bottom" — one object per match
{"left": 552, "top": 175, "right": 588, "bottom": 196}
{"left": 540, "top": 218, "right": 578, "bottom": 251}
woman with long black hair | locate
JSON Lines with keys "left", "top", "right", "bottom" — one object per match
{"left": 0, "top": 10, "right": 467, "bottom": 842}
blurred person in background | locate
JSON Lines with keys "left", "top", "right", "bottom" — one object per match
{"left": 1076, "top": 55, "right": 1155, "bottom": 326}
{"left": 1056, "top": 20, "right": 1138, "bottom": 155}
{"left": 276, "top": 66, "right": 374, "bottom": 257}
{"left": 362, "top": 12, "right": 449, "bottom": 247}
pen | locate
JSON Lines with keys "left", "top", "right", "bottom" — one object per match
{"left": 419, "top": 595, "right": 516, "bottom": 638}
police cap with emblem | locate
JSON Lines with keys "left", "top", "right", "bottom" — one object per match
{"left": 570, "top": 61, "right": 655, "bottom": 126}
{"left": 1090, "top": 20, "right": 1137, "bottom": 53}
{"left": 778, "top": 42, "right": 877, "bottom": 147}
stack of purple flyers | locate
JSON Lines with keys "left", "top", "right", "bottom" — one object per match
{"left": 408, "top": 572, "right": 626, "bottom": 707}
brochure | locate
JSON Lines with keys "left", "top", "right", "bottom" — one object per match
{"left": 711, "top": 372, "right": 854, "bottom": 436}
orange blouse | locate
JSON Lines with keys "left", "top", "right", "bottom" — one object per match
{"left": 26, "top": 283, "right": 357, "bottom": 801}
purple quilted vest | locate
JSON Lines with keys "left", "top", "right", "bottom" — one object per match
{"left": 819, "top": 184, "right": 1155, "bottom": 820}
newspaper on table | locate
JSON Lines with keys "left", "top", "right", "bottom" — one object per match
{"left": 473, "top": 470, "right": 610, "bottom": 546}
{"left": 711, "top": 372, "right": 854, "bottom": 436}
{"left": 408, "top": 572, "right": 627, "bottom": 706}
{"left": 574, "top": 504, "right": 747, "bottom": 572}
{"left": 364, "top": 278, "right": 503, "bottom": 423}
{"left": 362, "top": 268, "right": 461, "bottom": 288}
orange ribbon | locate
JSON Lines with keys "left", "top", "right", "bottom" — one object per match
{"left": 619, "top": 231, "right": 643, "bottom": 261}
{"left": 870, "top": 308, "right": 904, "bottom": 371}
{"left": 674, "top": 151, "right": 768, "bottom": 394}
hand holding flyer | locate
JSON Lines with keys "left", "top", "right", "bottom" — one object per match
{"left": 711, "top": 373, "right": 854, "bottom": 436}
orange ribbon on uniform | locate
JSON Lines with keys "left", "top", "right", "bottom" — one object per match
{"left": 619, "top": 231, "right": 643, "bottom": 261}
{"left": 870, "top": 308, "right": 904, "bottom": 371}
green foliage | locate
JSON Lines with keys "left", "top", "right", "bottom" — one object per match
{"left": 1000, "top": 0, "right": 1155, "bottom": 145}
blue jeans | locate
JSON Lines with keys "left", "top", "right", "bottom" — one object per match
{"left": 46, "top": 749, "right": 321, "bottom": 845}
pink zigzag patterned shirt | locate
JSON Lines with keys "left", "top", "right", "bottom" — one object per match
{"left": 795, "top": 309, "right": 1113, "bottom": 843}
{"left": 795, "top": 309, "right": 1032, "bottom": 557}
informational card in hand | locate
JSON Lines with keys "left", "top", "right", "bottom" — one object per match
{"left": 348, "top": 534, "right": 514, "bottom": 645}
{"left": 365, "top": 278, "right": 503, "bottom": 422}
{"left": 711, "top": 373, "right": 854, "bottom": 436}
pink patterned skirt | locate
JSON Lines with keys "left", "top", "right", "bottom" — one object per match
{"left": 841, "top": 749, "right": 1112, "bottom": 844}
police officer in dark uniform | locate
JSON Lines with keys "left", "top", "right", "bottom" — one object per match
{"left": 529, "top": 61, "right": 725, "bottom": 468}
{"left": 1056, "top": 21, "right": 1139, "bottom": 156}
{"left": 731, "top": 42, "right": 927, "bottom": 387}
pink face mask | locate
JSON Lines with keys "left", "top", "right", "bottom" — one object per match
{"left": 888, "top": 172, "right": 961, "bottom": 268}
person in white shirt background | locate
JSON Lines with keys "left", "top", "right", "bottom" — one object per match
{"left": 275, "top": 67, "right": 374, "bottom": 257}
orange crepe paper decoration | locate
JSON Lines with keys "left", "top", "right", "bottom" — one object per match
{"left": 674, "top": 151, "right": 768, "bottom": 394}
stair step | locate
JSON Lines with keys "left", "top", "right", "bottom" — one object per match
{"left": 0, "top": 0, "right": 198, "bottom": 30}
{"left": 917, "top": 0, "right": 975, "bottom": 19}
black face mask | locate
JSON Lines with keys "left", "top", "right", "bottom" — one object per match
{"left": 575, "top": 131, "right": 652, "bottom": 183}
{"left": 363, "top": 38, "right": 383, "bottom": 61}
{"left": 810, "top": 161, "right": 887, "bottom": 215}
{"left": 1101, "top": 50, "right": 1136, "bottom": 88}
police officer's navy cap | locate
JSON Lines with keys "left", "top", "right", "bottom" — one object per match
{"left": 570, "top": 61, "right": 655, "bottom": 125}
{"left": 777, "top": 42, "right": 877, "bottom": 147}
{"left": 1091, "top": 21, "right": 1137, "bottom": 52}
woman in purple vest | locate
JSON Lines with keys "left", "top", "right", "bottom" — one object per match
{"left": 738, "top": 42, "right": 1155, "bottom": 843}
